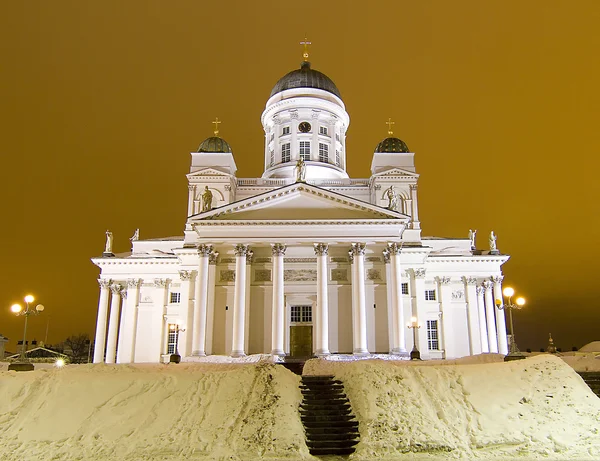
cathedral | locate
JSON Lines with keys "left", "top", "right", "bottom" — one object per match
{"left": 92, "top": 51, "right": 510, "bottom": 364}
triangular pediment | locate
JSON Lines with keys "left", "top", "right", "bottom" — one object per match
{"left": 373, "top": 167, "right": 419, "bottom": 178}
{"left": 190, "top": 183, "right": 410, "bottom": 222}
{"left": 187, "top": 167, "right": 232, "bottom": 179}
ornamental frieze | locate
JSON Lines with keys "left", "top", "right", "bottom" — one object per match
{"left": 284, "top": 269, "right": 317, "bottom": 282}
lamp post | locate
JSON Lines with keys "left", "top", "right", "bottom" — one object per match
{"left": 407, "top": 316, "right": 422, "bottom": 360}
{"left": 169, "top": 323, "right": 185, "bottom": 364}
{"left": 495, "top": 287, "right": 526, "bottom": 362}
{"left": 8, "top": 295, "right": 45, "bottom": 372}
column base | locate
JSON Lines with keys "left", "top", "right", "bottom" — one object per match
{"left": 353, "top": 349, "right": 369, "bottom": 356}
{"left": 390, "top": 347, "right": 408, "bottom": 355}
{"left": 231, "top": 350, "right": 246, "bottom": 358}
{"left": 270, "top": 349, "right": 285, "bottom": 356}
{"left": 315, "top": 349, "right": 330, "bottom": 357}
{"left": 191, "top": 351, "right": 206, "bottom": 357}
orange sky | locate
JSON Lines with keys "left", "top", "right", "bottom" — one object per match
{"left": 1, "top": 1, "right": 599, "bottom": 352}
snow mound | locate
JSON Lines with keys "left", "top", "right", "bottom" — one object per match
{"left": 0, "top": 363, "right": 309, "bottom": 461}
{"left": 579, "top": 341, "right": 600, "bottom": 352}
{"left": 304, "top": 354, "right": 600, "bottom": 459}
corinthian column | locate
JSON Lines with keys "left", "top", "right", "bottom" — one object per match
{"left": 105, "top": 283, "right": 123, "bottom": 364}
{"left": 483, "top": 280, "right": 498, "bottom": 353}
{"left": 492, "top": 275, "right": 509, "bottom": 355}
{"left": 476, "top": 286, "right": 489, "bottom": 353}
{"left": 388, "top": 242, "right": 406, "bottom": 354}
{"left": 383, "top": 249, "right": 395, "bottom": 352}
{"left": 93, "top": 279, "right": 112, "bottom": 363}
{"left": 314, "top": 243, "right": 330, "bottom": 356}
{"left": 271, "top": 243, "right": 286, "bottom": 356}
{"left": 118, "top": 278, "right": 142, "bottom": 363}
{"left": 350, "top": 243, "right": 368, "bottom": 355}
{"left": 231, "top": 244, "right": 249, "bottom": 357}
{"left": 193, "top": 244, "right": 211, "bottom": 356}
{"left": 462, "top": 276, "right": 482, "bottom": 355}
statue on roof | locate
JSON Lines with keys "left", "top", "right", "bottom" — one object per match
{"left": 202, "top": 186, "right": 213, "bottom": 212}
{"left": 104, "top": 230, "right": 113, "bottom": 254}
{"left": 489, "top": 231, "right": 497, "bottom": 252}
{"left": 468, "top": 229, "right": 477, "bottom": 249}
{"left": 383, "top": 185, "right": 399, "bottom": 211}
{"left": 295, "top": 158, "right": 306, "bottom": 182}
{"left": 130, "top": 228, "right": 139, "bottom": 242}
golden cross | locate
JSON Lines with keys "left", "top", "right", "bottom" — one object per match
{"left": 386, "top": 118, "right": 395, "bottom": 135}
{"left": 300, "top": 37, "right": 311, "bottom": 62}
{"left": 212, "top": 117, "right": 221, "bottom": 136}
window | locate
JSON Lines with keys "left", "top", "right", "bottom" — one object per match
{"left": 167, "top": 324, "right": 179, "bottom": 354}
{"left": 170, "top": 292, "right": 181, "bottom": 304}
{"left": 319, "top": 126, "right": 328, "bottom": 136}
{"left": 282, "top": 143, "right": 291, "bottom": 163}
{"left": 282, "top": 126, "right": 290, "bottom": 135}
{"left": 401, "top": 283, "right": 409, "bottom": 295}
{"left": 335, "top": 150, "right": 341, "bottom": 166}
{"left": 299, "top": 141, "right": 310, "bottom": 160}
{"left": 427, "top": 320, "right": 439, "bottom": 350}
{"left": 291, "top": 305, "right": 312, "bottom": 323}
{"left": 319, "top": 143, "right": 328, "bottom": 162}
{"left": 425, "top": 289, "right": 436, "bottom": 301}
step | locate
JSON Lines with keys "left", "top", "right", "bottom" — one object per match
{"left": 301, "top": 390, "right": 347, "bottom": 397}
{"left": 305, "top": 426, "right": 359, "bottom": 436}
{"left": 300, "top": 383, "right": 345, "bottom": 389}
{"left": 309, "top": 447, "right": 356, "bottom": 456}
{"left": 300, "top": 408, "right": 353, "bottom": 417}
{"left": 301, "top": 398, "right": 349, "bottom": 405}
{"left": 301, "top": 414, "right": 357, "bottom": 423}
{"left": 305, "top": 432, "right": 359, "bottom": 442}
{"left": 301, "top": 375, "right": 334, "bottom": 380}
{"left": 300, "top": 403, "right": 352, "bottom": 411}
{"left": 303, "top": 420, "right": 359, "bottom": 429}
{"left": 307, "top": 439, "right": 360, "bottom": 449}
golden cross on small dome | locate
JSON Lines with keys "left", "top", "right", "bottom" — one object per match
{"left": 386, "top": 118, "right": 395, "bottom": 135}
{"left": 300, "top": 37, "right": 311, "bottom": 62}
{"left": 212, "top": 117, "right": 221, "bottom": 136}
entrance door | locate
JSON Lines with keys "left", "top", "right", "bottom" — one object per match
{"left": 290, "top": 325, "right": 313, "bottom": 357}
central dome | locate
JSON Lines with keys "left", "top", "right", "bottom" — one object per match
{"left": 270, "top": 61, "right": 341, "bottom": 99}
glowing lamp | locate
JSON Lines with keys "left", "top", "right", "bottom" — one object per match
{"left": 11, "top": 304, "right": 22, "bottom": 313}
{"left": 35, "top": 304, "right": 45, "bottom": 312}
{"left": 516, "top": 297, "right": 526, "bottom": 306}
{"left": 503, "top": 287, "right": 515, "bottom": 297}
{"left": 55, "top": 358, "right": 65, "bottom": 367}
{"left": 24, "top": 295, "right": 34, "bottom": 303}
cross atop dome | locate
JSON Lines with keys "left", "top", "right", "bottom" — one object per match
{"left": 386, "top": 118, "right": 395, "bottom": 135}
{"left": 212, "top": 117, "right": 221, "bottom": 136}
{"left": 300, "top": 37, "right": 311, "bottom": 62}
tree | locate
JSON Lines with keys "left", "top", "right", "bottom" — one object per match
{"left": 64, "top": 333, "right": 90, "bottom": 363}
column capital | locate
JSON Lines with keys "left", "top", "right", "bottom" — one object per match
{"left": 462, "top": 276, "right": 478, "bottom": 286}
{"left": 272, "top": 243, "right": 287, "bottom": 256}
{"left": 188, "top": 184, "right": 195, "bottom": 191}
{"left": 234, "top": 244, "right": 250, "bottom": 257}
{"left": 179, "top": 270, "right": 194, "bottom": 281}
{"left": 246, "top": 249, "right": 254, "bottom": 265}
{"left": 98, "top": 278, "right": 112, "bottom": 289}
{"left": 482, "top": 280, "right": 493, "bottom": 291}
{"left": 314, "top": 243, "right": 328, "bottom": 256}
{"left": 476, "top": 286, "right": 485, "bottom": 296}
{"left": 348, "top": 248, "right": 354, "bottom": 263}
{"left": 197, "top": 244, "right": 213, "bottom": 256}
{"left": 121, "top": 290, "right": 128, "bottom": 299}
{"left": 490, "top": 275, "right": 504, "bottom": 283}
{"left": 154, "top": 278, "right": 170, "bottom": 288}
{"left": 350, "top": 242, "right": 366, "bottom": 256}
{"left": 127, "top": 278, "right": 142, "bottom": 288}
{"left": 409, "top": 184, "right": 418, "bottom": 191}
{"left": 412, "top": 268, "right": 426, "bottom": 279}
{"left": 382, "top": 249, "right": 390, "bottom": 264}
{"left": 436, "top": 276, "right": 451, "bottom": 285}
{"left": 387, "top": 242, "right": 402, "bottom": 255}
{"left": 110, "top": 283, "right": 123, "bottom": 295}
{"left": 209, "top": 251, "right": 219, "bottom": 265}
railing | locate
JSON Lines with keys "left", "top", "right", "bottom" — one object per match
{"left": 236, "top": 178, "right": 370, "bottom": 187}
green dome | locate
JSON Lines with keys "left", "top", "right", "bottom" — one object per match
{"left": 198, "top": 136, "right": 232, "bottom": 153}
{"left": 375, "top": 137, "right": 410, "bottom": 153}
{"left": 270, "top": 61, "right": 341, "bottom": 99}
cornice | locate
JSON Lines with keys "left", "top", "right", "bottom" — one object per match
{"left": 426, "top": 256, "right": 510, "bottom": 264}
{"left": 194, "top": 220, "right": 404, "bottom": 226}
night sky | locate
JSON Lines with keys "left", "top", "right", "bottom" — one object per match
{"left": 2, "top": 2, "right": 599, "bottom": 353}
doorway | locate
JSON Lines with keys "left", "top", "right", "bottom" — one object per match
{"left": 289, "top": 305, "right": 313, "bottom": 357}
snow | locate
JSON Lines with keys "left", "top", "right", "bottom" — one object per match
{"left": 579, "top": 341, "right": 600, "bottom": 352}
{"left": 1, "top": 355, "right": 599, "bottom": 460}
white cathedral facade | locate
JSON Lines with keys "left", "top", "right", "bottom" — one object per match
{"left": 92, "top": 57, "right": 510, "bottom": 364}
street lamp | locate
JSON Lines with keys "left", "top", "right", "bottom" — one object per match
{"left": 169, "top": 323, "right": 185, "bottom": 364}
{"left": 495, "top": 287, "right": 526, "bottom": 362}
{"left": 407, "top": 316, "right": 422, "bottom": 360}
{"left": 8, "top": 295, "right": 45, "bottom": 372}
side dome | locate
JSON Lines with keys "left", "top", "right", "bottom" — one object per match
{"left": 270, "top": 61, "right": 341, "bottom": 99}
{"left": 375, "top": 137, "right": 410, "bottom": 153}
{"left": 198, "top": 136, "right": 232, "bottom": 153}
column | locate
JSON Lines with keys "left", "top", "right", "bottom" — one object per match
{"left": 154, "top": 279, "right": 170, "bottom": 359}
{"left": 483, "top": 280, "right": 498, "bottom": 353}
{"left": 118, "top": 278, "right": 141, "bottom": 363}
{"left": 349, "top": 248, "right": 357, "bottom": 349}
{"left": 116, "top": 290, "right": 127, "bottom": 360}
{"left": 462, "top": 276, "right": 482, "bottom": 355}
{"left": 187, "top": 185, "right": 195, "bottom": 216}
{"left": 206, "top": 251, "right": 218, "bottom": 355}
{"left": 383, "top": 249, "right": 396, "bottom": 352}
{"left": 244, "top": 250, "right": 253, "bottom": 353}
{"left": 492, "top": 275, "right": 509, "bottom": 355}
{"left": 411, "top": 268, "right": 428, "bottom": 357}
{"left": 105, "top": 283, "right": 123, "bottom": 364}
{"left": 271, "top": 244, "right": 286, "bottom": 355}
{"left": 192, "top": 244, "right": 211, "bottom": 356}
{"left": 177, "top": 271, "right": 193, "bottom": 358}
{"left": 231, "top": 244, "right": 249, "bottom": 357}
{"left": 314, "top": 243, "right": 330, "bottom": 356}
{"left": 409, "top": 184, "right": 420, "bottom": 229}
{"left": 93, "top": 279, "right": 112, "bottom": 363}
{"left": 290, "top": 110, "right": 299, "bottom": 162}
{"left": 437, "top": 277, "right": 453, "bottom": 357}
{"left": 476, "top": 285, "right": 489, "bottom": 353}
{"left": 351, "top": 243, "right": 368, "bottom": 355}
{"left": 388, "top": 243, "right": 406, "bottom": 354}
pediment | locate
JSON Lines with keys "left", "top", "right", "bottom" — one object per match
{"left": 190, "top": 183, "right": 410, "bottom": 222}
{"left": 187, "top": 167, "right": 232, "bottom": 179}
{"left": 373, "top": 167, "right": 419, "bottom": 178}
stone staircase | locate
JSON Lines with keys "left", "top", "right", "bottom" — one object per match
{"left": 578, "top": 372, "right": 600, "bottom": 397}
{"left": 300, "top": 375, "right": 359, "bottom": 456}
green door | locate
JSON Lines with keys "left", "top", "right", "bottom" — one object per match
{"left": 290, "top": 325, "right": 313, "bottom": 357}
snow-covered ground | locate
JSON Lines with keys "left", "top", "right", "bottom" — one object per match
{"left": 1, "top": 355, "right": 599, "bottom": 460}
